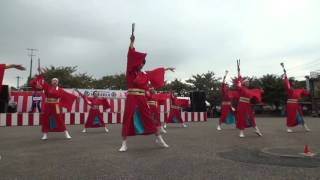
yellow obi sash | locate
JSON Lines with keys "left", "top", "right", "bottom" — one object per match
{"left": 171, "top": 105, "right": 181, "bottom": 109}
{"left": 287, "top": 99, "right": 298, "bottom": 104}
{"left": 127, "top": 88, "right": 145, "bottom": 96}
{"left": 92, "top": 105, "right": 100, "bottom": 110}
{"left": 45, "top": 98, "right": 60, "bottom": 114}
{"left": 147, "top": 101, "right": 158, "bottom": 106}
{"left": 239, "top": 97, "right": 250, "bottom": 103}
{"left": 222, "top": 101, "right": 231, "bottom": 105}
{"left": 45, "top": 98, "right": 59, "bottom": 103}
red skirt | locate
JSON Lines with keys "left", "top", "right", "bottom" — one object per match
{"left": 166, "top": 108, "right": 184, "bottom": 123}
{"left": 121, "top": 94, "right": 157, "bottom": 137}
{"left": 41, "top": 103, "right": 66, "bottom": 133}
{"left": 85, "top": 108, "right": 105, "bottom": 128}
{"left": 220, "top": 104, "right": 235, "bottom": 124}
{"left": 286, "top": 103, "right": 304, "bottom": 127}
{"left": 236, "top": 102, "right": 256, "bottom": 130}
{"left": 149, "top": 104, "right": 161, "bottom": 127}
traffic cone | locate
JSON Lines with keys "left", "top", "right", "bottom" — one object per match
{"left": 304, "top": 144, "right": 310, "bottom": 154}
{"left": 303, "top": 144, "right": 314, "bottom": 157}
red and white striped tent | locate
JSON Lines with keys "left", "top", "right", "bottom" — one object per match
{"left": 1, "top": 90, "right": 207, "bottom": 127}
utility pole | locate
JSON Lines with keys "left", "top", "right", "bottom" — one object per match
{"left": 26, "top": 48, "right": 38, "bottom": 84}
{"left": 16, "top": 76, "right": 22, "bottom": 89}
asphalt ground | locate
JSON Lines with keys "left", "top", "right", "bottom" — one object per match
{"left": 1, "top": 117, "right": 320, "bottom": 180}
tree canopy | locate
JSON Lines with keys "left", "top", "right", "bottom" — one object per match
{"left": 25, "top": 65, "right": 309, "bottom": 112}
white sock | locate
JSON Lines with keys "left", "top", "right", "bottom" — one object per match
{"left": 41, "top": 133, "right": 48, "bottom": 140}
{"left": 160, "top": 126, "right": 167, "bottom": 133}
{"left": 304, "top": 124, "right": 311, "bottom": 131}
{"left": 156, "top": 135, "right": 169, "bottom": 148}
{"left": 239, "top": 130, "right": 245, "bottom": 137}
{"left": 119, "top": 140, "right": 127, "bottom": 152}
{"left": 255, "top": 126, "right": 262, "bottom": 136}
{"left": 65, "top": 131, "right": 72, "bottom": 139}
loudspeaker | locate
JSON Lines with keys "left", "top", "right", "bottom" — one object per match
{"left": 0, "top": 85, "right": 9, "bottom": 113}
{"left": 190, "top": 91, "right": 206, "bottom": 112}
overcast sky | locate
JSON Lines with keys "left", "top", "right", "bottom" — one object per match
{"left": 1, "top": 0, "right": 320, "bottom": 87}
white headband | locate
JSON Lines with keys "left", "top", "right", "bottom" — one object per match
{"left": 52, "top": 78, "right": 59, "bottom": 82}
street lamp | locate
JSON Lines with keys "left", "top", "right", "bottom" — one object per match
{"left": 26, "top": 48, "right": 38, "bottom": 84}
{"left": 16, "top": 76, "right": 23, "bottom": 89}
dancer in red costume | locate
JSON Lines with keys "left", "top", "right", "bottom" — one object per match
{"left": 217, "top": 70, "right": 239, "bottom": 131}
{"left": 0, "top": 64, "right": 25, "bottom": 93}
{"left": 76, "top": 90, "right": 111, "bottom": 133}
{"left": 164, "top": 92, "right": 187, "bottom": 128}
{"left": 235, "top": 60, "right": 263, "bottom": 138}
{"left": 119, "top": 24, "right": 175, "bottom": 152}
{"left": 280, "top": 63, "right": 310, "bottom": 133}
{"left": 31, "top": 70, "right": 77, "bottom": 140}
{"left": 29, "top": 59, "right": 42, "bottom": 113}
{"left": 146, "top": 87, "right": 167, "bottom": 133}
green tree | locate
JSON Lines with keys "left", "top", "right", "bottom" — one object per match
{"left": 73, "top": 73, "right": 95, "bottom": 88}
{"left": 28, "top": 66, "right": 94, "bottom": 88}
{"left": 161, "top": 78, "right": 191, "bottom": 96}
{"left": 42, "top": 66, "right": 77, "bottom": 88}
{"left": 93, "top": 73, "right": 126, "bottom": 90}
{"left": 259, "top": 74, "right": 286, "bottom": 111}
{"left": 186, "top": 71, "right": 221, "bottom": 107}
{"left": 247, "top": 76, "right": 260, "bottom": 88}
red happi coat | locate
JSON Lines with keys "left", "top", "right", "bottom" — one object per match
{"left": 31, "top": 75, "right": 77, "bottom": 132}
{"left": 220, "top": 82, "right": 239, "bottom": 124}
{"left": 83, "top": 97, "right": 110, "bottom": 128}
{"left": 122, "top": 47, "right": 165, "bottom": 136}
{"left": 236, "top": 84, "right": 262, "bottom": 130}
{"left": 0, "top": 64, "right": 5, "bottom": 93}
{"left": 284, "top": 77, "right": 309, "bottom": 127}
{"left": 166, "top": 94, "right": 184, "bottom": 124}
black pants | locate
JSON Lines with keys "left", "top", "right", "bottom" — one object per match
{"left": 30, "top": 101, "right": 41, "bottom": 112}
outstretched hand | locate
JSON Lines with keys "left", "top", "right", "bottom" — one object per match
{"left": 15, "top": 64, "right": 26, "bottom": 70}
{"left": 74, "top": 89, "right": 83, "bottom": 95}
{"left": 6, "top": 64, "right": 26, "bottom": 70}
{"left": 165, "top": 67, "right": 175, "bottom": 72}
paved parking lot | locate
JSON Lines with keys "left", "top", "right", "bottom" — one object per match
{"left": 1, "top": 117, "right": 320, "bottom": 180}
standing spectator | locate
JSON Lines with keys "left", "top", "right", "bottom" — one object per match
{"left": 29, "top": 91, "right": 42, "bottom": 113}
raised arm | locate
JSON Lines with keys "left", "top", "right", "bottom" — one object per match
{"left": 283, "top": 75, "right": 291, "bottom": 91}
{"left": 280, "top": 62, "right": 291, "bottom": 91}
{"left": 129, "top": 34, "right": 135, "bottom": 49}
{"left": 5, "top": 64, "right": 26, "bottom": 71}
{"left": 130, "top": 23, "right": 135, "bottom": 49}
{"left": 30, "top": 74, "right": 49, "bottom": 91}
{"left": 75, "top": 89, "right": 92, "bottom": 105}
{"left": 237, "top": 59, "right": 241, "bottom": 79}
{"left": 223, "top": 70, "right": 228, "bottom": 84}
{"left": 165, "top": 67, "right": 175, "bottom": 72}
{"left": 221, "top": 70, "right": 229, "bottom": 95}
{"left": 280, "top": 62, "right": 287, "bottom": 78}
